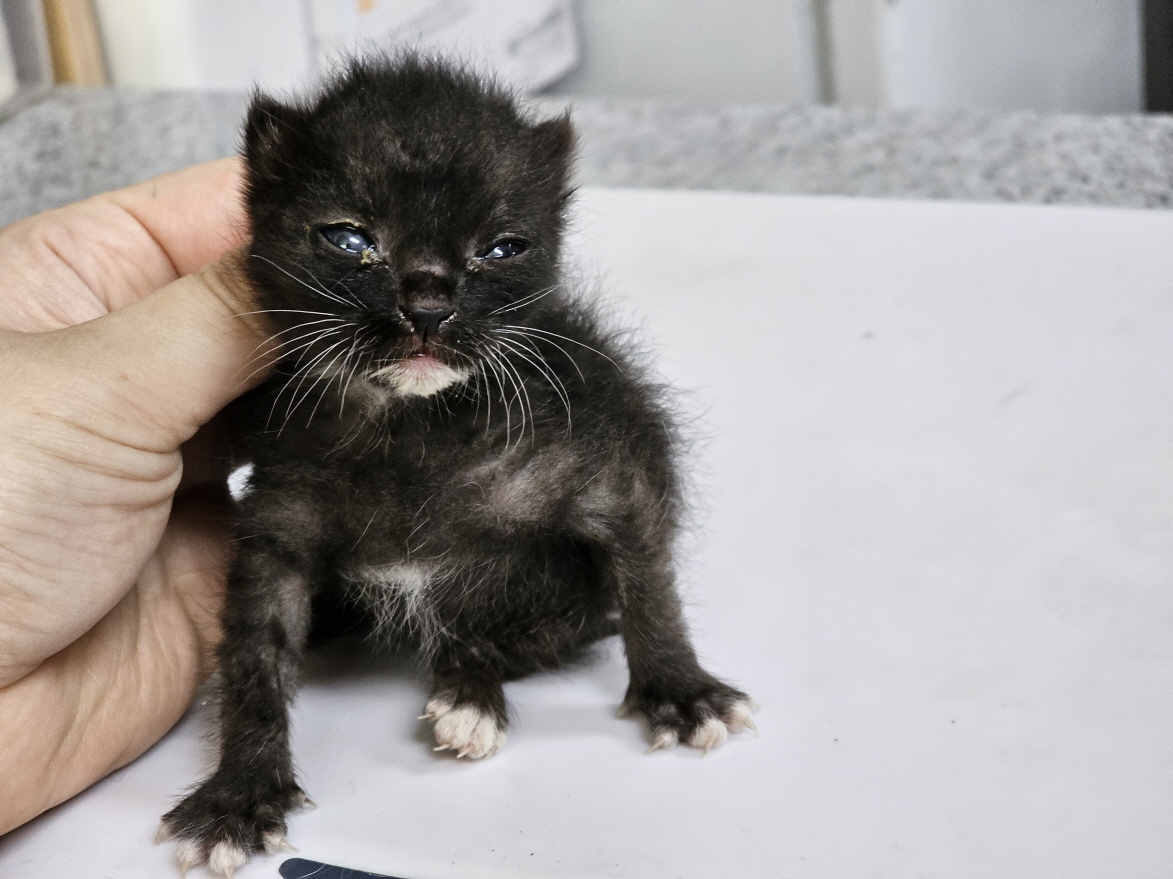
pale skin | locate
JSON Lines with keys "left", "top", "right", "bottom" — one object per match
{"left": 0, "top": 158, "right": 276, "bottom": 834}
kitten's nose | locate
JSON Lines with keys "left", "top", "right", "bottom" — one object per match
{"left": 404, "top": 306, "right": 454, "bottom": 341}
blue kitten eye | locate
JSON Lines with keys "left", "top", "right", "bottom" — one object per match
{"left": 480, "top": 238, "right": 529, "bottom": 260}
{"left": 322, "top": 224, "right": 375, "bottom": 254}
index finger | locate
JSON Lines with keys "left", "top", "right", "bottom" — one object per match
{"left": 106, "top": 157, "right": 247, "bottom": 277}
{"left": 0, "top": 158, "right": 247, "bottom": 332}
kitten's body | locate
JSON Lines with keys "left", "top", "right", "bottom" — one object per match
{"left": 161, "top": 57, "right": 754, "bottom": 876}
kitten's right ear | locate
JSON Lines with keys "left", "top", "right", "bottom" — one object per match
{"left": 244, "top": 94, "right": 304, "bottom": 180}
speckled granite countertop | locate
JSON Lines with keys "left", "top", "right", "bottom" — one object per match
{"left": 3, "top": 87, "right": 1173, "bottom": 227}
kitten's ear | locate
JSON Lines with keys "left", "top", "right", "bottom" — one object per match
{"left": 244, "top": 93, "right": 305, "bottom": 181}
{"left": 534, "top": 113, "right": 576, "bottom": 194}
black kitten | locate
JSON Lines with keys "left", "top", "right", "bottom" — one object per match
{"left": 160, "top": 56, "right": 755, "bottom": 876}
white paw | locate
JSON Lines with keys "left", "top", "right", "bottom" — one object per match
{"left": 207, "top": 841, "right": 249, "bottom": 878}
{"left": 422, "top": 697, "right": 506, "bottom": 759}
{"left": 684, "top": 697, "right": 759, "bottom": 754}
{"left": 643, "top": 697, "right": 758, "bottom": 756}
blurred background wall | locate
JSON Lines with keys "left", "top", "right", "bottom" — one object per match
{"left": 0, "top": 0, "right": 1169, "bottom": 113}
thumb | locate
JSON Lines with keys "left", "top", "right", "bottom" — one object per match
{"left": 37, "top": 250, "right": 276, "bottom": 454}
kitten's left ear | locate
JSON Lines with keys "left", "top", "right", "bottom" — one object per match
{"left": 244, "top": 93, "right": 306, "bottom": 183}
{"left": 534, "top": 113, "right": 576, "bottom": 194}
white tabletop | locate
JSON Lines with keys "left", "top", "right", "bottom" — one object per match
{"left": 4, "top": 187, "right": 1173, "bottom": 879}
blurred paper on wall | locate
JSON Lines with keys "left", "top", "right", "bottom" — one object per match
{"left": 308, "top": 0, "right": 577, "bottom": 92}
{"left": 92, "top": 0, "right": 576, "bottom": 94}
{"left": 0, "top": 11, "right": 16, "bottom": 106}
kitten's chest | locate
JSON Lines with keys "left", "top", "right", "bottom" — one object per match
{"left": 254, "top": 399, "right": 592, "bottom": 584}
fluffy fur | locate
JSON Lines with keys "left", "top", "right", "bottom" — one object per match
{"left": 159, "top": 56, "right": 754, "bottom": 874}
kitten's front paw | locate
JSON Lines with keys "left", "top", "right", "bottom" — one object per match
{"left": 421, "top": 696, "right": 507, "bottom": 759}
{"left": 158, "top": 775, "right": 307, "bottom": 876}
{"left": 622, "top": 680, "right": 757, "bottom": 754}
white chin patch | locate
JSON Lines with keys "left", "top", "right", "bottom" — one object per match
{"left": 370, "top": 357, "right": 470, "bottom": 398}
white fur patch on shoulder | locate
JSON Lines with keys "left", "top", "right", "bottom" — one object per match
{"left": 207, "top": 840, "right": 249, "bottom": 878}
{"left": 424, "top": 697, "right": 506, "bottom": 759}
{"left": 369, "top": 358, "right": 471, "bottom": 398}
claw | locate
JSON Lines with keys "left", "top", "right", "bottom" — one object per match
{"left": 645, "top": 728, "right": 678, "bottom": 753}
{"left": 433, "top": 744, "right": 451, "bottom": 752}
{"left": 688, "top": 716, "right": 728, "bottom": 753}
{"left": 725, "top": 699, "right": 759, "bottom": 735}
{"left": 264, "top": 830, "right": 298, "bottom": 854}
{"left": 208, "top": 841, "right": 248, "bottom": 878}
{"left": 175, "top": 840, "right": 202, "bottom": 878}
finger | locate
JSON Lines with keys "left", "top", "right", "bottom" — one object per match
{"left": 105, "top": 157, "right": 246, "bottom": 277}
{"left": 0, "top": 158, "right": 246, "bottom": 333}
{"left": 34, "top": 249, "right": 279, "bottom": 454}
{"left": 0, "top": 250, "right": 271, "bottom": 686}
{"left": 0, "top": 488, "right": 231, "bottom": 834}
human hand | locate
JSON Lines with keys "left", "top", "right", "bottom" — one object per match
{"left": 0, "top": 159, "right": 275, "bottom": 833}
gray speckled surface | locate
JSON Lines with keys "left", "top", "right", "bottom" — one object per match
{"left": 2, "top": 87, "right": 1173, "bottom": 227}
{"left": 561, "top": 99, "right": 1173, "bottom": 209}
{"left": 0, "top": 89, "right": 249, "bottom": 227}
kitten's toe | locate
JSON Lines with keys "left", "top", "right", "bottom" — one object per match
{"left": 645, "top": 727, "right": 679, "bottom": 753}
{"left": 426, "top": 697, "right": 507, "bottom": 759}
{"left": 207, "top": 841, "right": 250, "bottom": 878}
{"left": 688, "top": 716, "right": 728, "bottom": 753}
{"left": 723, "top": 697, "right": 760, "bottom": 735}
{"left": 174, "top": 838, "right": 203, "bottom": 876}
{"left": 263, "top": 830, "right": 297, "bottom": 854}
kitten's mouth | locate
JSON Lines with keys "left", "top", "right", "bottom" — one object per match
{"left": 404, "top": 348, "right": 444, "bottom": 369}
{"left": 409, "top": 343, "right": 439, "bottom": 360}
{"left": 367, "top": 344, "right": 471, "bottom": 398}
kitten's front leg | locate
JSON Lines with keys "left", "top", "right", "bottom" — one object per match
{"left": 606, "top": 543, "right": 757, "bottom": 753}
{"left": 160, "top": 542, "right": 313, "bottom": 876}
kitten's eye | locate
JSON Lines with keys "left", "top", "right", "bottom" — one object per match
{"left": 479, "top": 238, "right": 529, "bottom": 260}
{"left": 322, "top": 224, "right": 375, "bottom": 254}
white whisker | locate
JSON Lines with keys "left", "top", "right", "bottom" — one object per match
{"left": 489, "top": 283, "right": 561, "bottom": 316}
{"left": 251, "top": 254, "right": 363, "bottom": 309}
{"left": 493, "top": 334, "right": 572, "bottom": 432}
{"left": 502, "top": 325, "right": 623, "bottom": 374}
{"left": 497, "top": 327, "right": 586, "bottom": 381}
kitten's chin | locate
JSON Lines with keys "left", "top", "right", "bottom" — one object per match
{"left": 368, "top": 355, "right": 471, "bottom": 398}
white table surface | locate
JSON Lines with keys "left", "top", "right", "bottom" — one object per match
{"left": 4, "top": 187, "right": 1173, "bottom": 879}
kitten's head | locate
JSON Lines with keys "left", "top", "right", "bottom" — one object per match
{"left": 242, "top": 55, "right": 575, "bottom": 399}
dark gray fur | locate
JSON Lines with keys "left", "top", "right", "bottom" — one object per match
{"left": 161, "top": 55, "right": 752, "bottom": 870}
